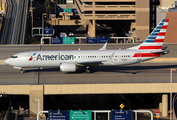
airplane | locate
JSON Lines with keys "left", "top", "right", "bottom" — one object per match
{"left": 5, "top": 19, "right": 169, "bottom": 73}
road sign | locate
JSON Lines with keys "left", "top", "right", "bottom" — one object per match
{"left": 111, "top": 110, "right": 132, "bottom": 120}
{"left": 97, "top": 37, "right": 110, "bottom": 43}
{"left": 43, "top": 28, "right": 53, "bottom": 35}
{"left": 156, "top": 109, "right": 160, "bottom": 113}
{"left": 51, "top": 37, "right": 63, "bottom": 44}
{"left": 63, "top": 8, "right": 72, "bottom": 13}
{"left": 86, "top": 37, "right": 97, "bottom": 44}
{"left": 120, "top": 104, "right": 124, "bottom": 109}
{"left": 48, "top": 111, "right": 70, "bottom": 120}
{"left": 63, "top": 37, "right": 75, "bottom": 44}
{"left": 70, "top": 111, "right": 91, "bottom": 120}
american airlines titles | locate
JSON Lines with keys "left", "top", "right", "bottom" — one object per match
{"left": 36, "top": 53, "right": 74, "bottom": 61}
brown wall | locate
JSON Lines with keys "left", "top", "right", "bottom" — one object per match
{"left": 165, "top": 12, "right": 177, "bottom": 43}
{"left": 135, "top": 0, "right": 150, "bottom": 41}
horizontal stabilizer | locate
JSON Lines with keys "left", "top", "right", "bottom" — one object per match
{"left": 162, "top": 46, "right": 168, "bottom": 50}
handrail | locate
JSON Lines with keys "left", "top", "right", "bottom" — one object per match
{"left": 110, "top": 37, "right": 134, "bottom": 43}
{"left": 132, "top": 110, "right": 153, "bottom": 120}
{"left": 37, "top": 111, "right": 48, "bottom": 120}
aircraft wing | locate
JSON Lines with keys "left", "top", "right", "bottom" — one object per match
{"left": 75, "top": 52, "right": 115, "bottom": 66}
{"left": 76, "top": 60, "right": 106, "bottom": 66}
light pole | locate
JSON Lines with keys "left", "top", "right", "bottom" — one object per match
{"left": 35, "top": 99, "right": 40, "bottom": 113}
{"left": 42, "top": 13, "right": 46, "bottom": 38}
{"left": 170, "top": 69, "right": 176, "bottom": 120}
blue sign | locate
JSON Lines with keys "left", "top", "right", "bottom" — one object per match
{"left": 111, "top": 110, "right": 132, "bottom": 120}
{"left": 43, "top": 28, "right": 53, "bottom": 35}
{"left": 86, "top": 37, "right": 97, "bottom": 44}
{"left": 51, "top": 37, "right": 63, "bottom": 44}
{"left": 97, "top": 37, "right": 110, "bottom": 43}
{"left": 72, "top": 9, "right": 78, "bottom": 14}
{"left": 48, "top": 111, "right": 70, "bottom": 120}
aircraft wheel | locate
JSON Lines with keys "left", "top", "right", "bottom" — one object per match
{"left": 86, "top": 69, "right": 90, "bottom": 73}
{"left": 85, "top": 66, "right": 90, "bottom": 73}
{"left": 20, "top": 69, "right": 24, "bottom": 74}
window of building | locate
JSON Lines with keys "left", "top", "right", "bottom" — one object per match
{"left": 57, "top": 0, "right": 66, "bottom": 4}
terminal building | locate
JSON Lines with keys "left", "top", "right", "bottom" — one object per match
{"left": 44, "top": 0, "right": 159, "bottom": 41}
{"left": 42, "top": 0, "right": 177, "bottom": 42}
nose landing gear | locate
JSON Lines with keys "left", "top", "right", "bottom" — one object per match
{"left": 13, "top": 67, "right": 24, "bottom": 74}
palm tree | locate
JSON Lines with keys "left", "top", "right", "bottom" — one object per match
{"left": 53, "top": 0, "right": 57, "bottom": 14}
{"left": 44, "top": 1, "right": 48, "bottom": 18}
{"left": 44, "top": 0, "right": 51, "bottom": 19}
{"left": 47, "top": 5, "right": 53, "bottom": 19}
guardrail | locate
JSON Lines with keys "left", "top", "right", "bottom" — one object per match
{"left": 82, "top": 5, "right": 136, "bottom": 11}
{"left": 32, "top": 27, "right": 55, "bottom": 37}
{"left": 82, "top": 14, "right": 135, "bottom": 20}
{"left": 37, "top": 110, "right": 153, "bottom": 120}
{"left": 40, "top": 37, "right": 135, "bottom": 44}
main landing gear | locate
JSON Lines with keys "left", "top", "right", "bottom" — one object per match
{"left": 20, "top": 69, "right": 24, "bottom": 74}
{"left": 85, "top": 66, "right": 90, "bottom": 73}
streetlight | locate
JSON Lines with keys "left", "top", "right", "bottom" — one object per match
{"left": 170, "top": 68, "right": 176, "bottom": 120}
{"left": 35, "top": 99, "right": 40, "bottom": 113}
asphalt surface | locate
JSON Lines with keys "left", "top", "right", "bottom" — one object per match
{"left": 0, "top": 0, "right": 17, "bottom": 44}
{"left": 0, "top": 44, "right": 177, "bottom": 85}
{"left": 0, "top": 0, "right": 28, "bottom": 44}
{"left": 0, "top": 63, "right": 177, "bottom": 85}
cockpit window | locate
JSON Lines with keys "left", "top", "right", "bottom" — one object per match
{"left": 11, "top": 56, "right": 18, "bottom": 58}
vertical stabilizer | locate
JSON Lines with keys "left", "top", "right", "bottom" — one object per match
{"left": 128, "top": 19, "right": 169, "bottom": 50}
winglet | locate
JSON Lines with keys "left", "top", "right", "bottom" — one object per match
{"left": 99, "top": 42, "right": 107, "bottom": 50}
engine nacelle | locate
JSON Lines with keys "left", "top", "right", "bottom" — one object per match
{"left": 60, "top": 62, "right": 77, "bottom": 72}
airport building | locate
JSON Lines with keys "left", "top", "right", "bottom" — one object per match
{"left": 45, "top": 0, "right": 159, "bottom": 41}
{"left": 44, "top": 0, "right": 177, "bottom": 43}
{"left": 156, "top": 0, "right": 177, "bottom": 43}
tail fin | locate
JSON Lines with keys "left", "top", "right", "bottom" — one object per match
{"left": 128, "top": 19, "right": 169, "bottom": 50}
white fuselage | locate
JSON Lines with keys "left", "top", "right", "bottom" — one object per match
{"left": 5, "top": 49, "right": 158, "bottom": 68}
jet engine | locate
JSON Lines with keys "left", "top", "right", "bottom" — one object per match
{"left": 60, "top": 62, "right": 77, "bottom": 72}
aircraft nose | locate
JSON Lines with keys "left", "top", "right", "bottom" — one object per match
{"left": 4, "top": 58, "right": 11, "bottom": 65}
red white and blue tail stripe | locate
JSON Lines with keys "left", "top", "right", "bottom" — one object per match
{"left": 128, "top": 19, "right": 169, "bottom": 50}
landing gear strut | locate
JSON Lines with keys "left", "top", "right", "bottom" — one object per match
{"left": 85, "top": 66, "right": 90, "bottom": 73}
{"left": 20, "top": 69, "right": 24, "bottom": 74}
